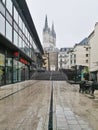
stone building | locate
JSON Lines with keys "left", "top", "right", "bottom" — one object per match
{"left": 43, "top": 15, "right": 58, "bottom": 71}
{"left": 58, "top": 48, "right": 72, "bottom": 70}
{"left": 88, "top": 23, "right": 98, "bottom": 81}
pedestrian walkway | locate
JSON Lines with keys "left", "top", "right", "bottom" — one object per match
{"left": 0, "top": 80, "right": 36, "bottom": 100}
{"left": 53, "top": 81, "right": 94, "bottom": 130}
{"left": 55, "top": 105, "right": 92, "bottom": 130}
{"left": 0, "top": 80, "right": 97, "bottom": 130}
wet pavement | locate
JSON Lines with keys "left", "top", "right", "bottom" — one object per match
{"left": 0, "top": 80, "right": 98, "bottom": 130}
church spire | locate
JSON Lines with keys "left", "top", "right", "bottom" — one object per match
{"left": 43, "top": 15, "right": 49, "bottom": 32}
{"left": 51, "top": 22, "right": 56, "bottom": 38}
{"left": 45, "top": 15, "right": 48, "bottom": 29}
{"left": 52, "top": 22, "right": 54, "bottom": 32}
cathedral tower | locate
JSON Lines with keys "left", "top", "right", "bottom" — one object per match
{"left": 43, "top": 15, "right": 56, "bottom": 50}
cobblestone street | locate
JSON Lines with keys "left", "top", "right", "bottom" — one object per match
{"left": 0, "top": 80, "right": 98, "bottom": 130}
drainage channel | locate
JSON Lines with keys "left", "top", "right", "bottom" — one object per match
{"left": 48, "top": 80, "right": 53, "bottom": 130}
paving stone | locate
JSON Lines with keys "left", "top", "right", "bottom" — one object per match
{"left": 67, "top": 119, "right": 78, "bottom": 125}
{"left": 69, "top": 124, "right": 81, "bottom": 130}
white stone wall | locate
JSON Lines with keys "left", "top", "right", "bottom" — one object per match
{"left": 89, "top": 23, "right": 98, "bottom": 72}
{"left": 69, "top": 45, "right": 89, "bottom": 69}
{"left": 43, "top": 32, "right": 50, "bottom": 48}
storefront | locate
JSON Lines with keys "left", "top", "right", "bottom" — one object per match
{"left": 0, "top": 47, "right": 30, "bottom": 86}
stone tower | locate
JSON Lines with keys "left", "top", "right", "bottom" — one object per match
{"left": 43, "top": 15, "right": 58, "bottom": 71}
{"left": 43, "top": 15, "right": 56, "bottom": 50}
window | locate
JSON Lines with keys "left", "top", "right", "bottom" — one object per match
{"left": 14, "top": 30, "right": 18, "bottom": 46}
{"left": 19, "top": 29, "right": 22, "bottom": 37}
{"left": 0, "top": 2, "right": 5, "bottom": 16}
{"left": 14, "top": 22, "right": 18, "bottom": 32}
{"left": 19, "top": 16, "right": 22, "bottom": 30}
{"left": 6, "top": 21, "right": 12, "bottom": 42}
{"left": 0, "top": 14, "right": 5, "bottom": 36}
{"left": 1, "top": 0, "right": 5, "bottom": 4}
{"left": 86, "top": 54, "right": 88, "bottom": 57}
{"left": 6, "top": 11, "right": 12, "bottom": 25}
{"left": 6, "top": 0, "right": 12, "bottom": 15}
{"left": 6, "top": 57, "right": 12, "bottom": 84}
{"left": 86, "top": 48, "right": 88, "bottom": 51}
{"left": 74, "top": 54, "right": 76, "bottom": 58}
{"left": 14, "top": 7, "right": 18, "bottom": 23}
{"left": 86, "top": 60, "right": 88, "bottom": 63}
{"left": 19, "top": 36, "right": 22, "bottom": 49}
{"left": 74, "top": 60, "right": 76, "bottom": 64}
{"left": 23, "top": 22, "right": 25, "bottom": 34}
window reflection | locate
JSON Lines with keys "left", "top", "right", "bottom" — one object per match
{"left": 14, "top": 30, "right": 18, "bottom": 46}
{"left": 0, "top": 2, "right": 5, "bottom": 16}
{"left": 19, "top": 36, "right": 23, "bottom": 49}
{"left": 6, "top": 21, "right": 12, "bottom": 42}
{"left": 0, "top": 14, "right": 5, "bottom": 36}
{"left": 19, "top": 16, "right": 22, "bottom": 30}
{"left": 6, "top": 11, "right": 12, "bottom": 25}
{"left": 1, "top": 0, "right": 5, "bottom": 4}
{"left": 6, "top": 0, "right": 12, "bottom": 15}
{"left": 14, "top": 7, "right": 18, "bottom": 23}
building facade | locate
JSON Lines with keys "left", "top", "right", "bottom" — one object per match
{"left": 58, "top": 48, "right": 72, "bottom": 70}
{"left": 68, "top": 38, "right": 89, "bottom": 69}
{"left": 0, "top": 0, "right": 43, "bottom": 86}
{"left": 88, "top": 23, "right": 98, "bottom": 81}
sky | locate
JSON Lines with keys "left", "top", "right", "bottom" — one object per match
{"left": 26, "top": 0, "right": 98, "bottom": 48}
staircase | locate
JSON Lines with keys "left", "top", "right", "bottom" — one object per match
{"left": 31, "top": 71, "right": 68, "bottom": 81}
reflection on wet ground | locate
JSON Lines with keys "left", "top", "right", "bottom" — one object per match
{"left": 0, "top": 80, "right": 98, "bottom": 130}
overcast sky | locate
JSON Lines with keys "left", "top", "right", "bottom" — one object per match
{"left": 26, "top": 0, "right": 98, "bottom": 48}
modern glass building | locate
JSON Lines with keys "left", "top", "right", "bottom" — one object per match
{"left": 0, "top": 0, "right": 44, "bottom": 86}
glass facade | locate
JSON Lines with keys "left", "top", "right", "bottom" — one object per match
{"left": 0, "top": 0, "right": 39, "bottom": 57}
{"left": 0, "top": 0, "right": 43, "bottom": 86}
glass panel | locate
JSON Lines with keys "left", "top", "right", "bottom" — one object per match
{"left": 19, "top": 16, "right": 22, "bottom": 30}
{"left": 14, "top": 30, "right": 18, "bottom": 46}
{"left": 14, "top": 22, "right": 18, "bottom": 32}
{"left": 18, "top": 62, "right": 22, "bottom": 81}
{"left": 0, "top": 14, "right": 5, "bottom": 36}
{"left": 0, "top": 2, "right": 5, "bottom": 16}
{"left": 6, "top": 0, "right": 12, "bottom": 15}
{"left": 6, "top": 11, "right": 12, "bottom": 25}
{"left": 22, "top": 41, "right": 25, "bottom": 52}
{"left": 13, "top": 60, "right": 18, "bottom": 83}
{"left": 19, "top": 36, "right": 23, "bottom": 49}
{"left": 21, "top": 64, "right": 25, "bottom": 81}
{"left": 6, "top": 57, "right": 12, "bottom": 84}
{"left": 2, "top": 0, "right": 5, "bottom": 4}
{"left": 25, "top": 66, "right": 29, "bottom": 80}
{"left": 23, "top": 22, "right": 25, "bottom": 34}
{"left": 14, "top": 6, "right": 18, "bottom": 23}
{"left": 19, "top": 29, "right": 22, "bottom": 37}
{"left": 6, "top": 21, "right": 12, "bottom": 42}
{"left": 0, "top": 53, "right": 5, "bottom": 86}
